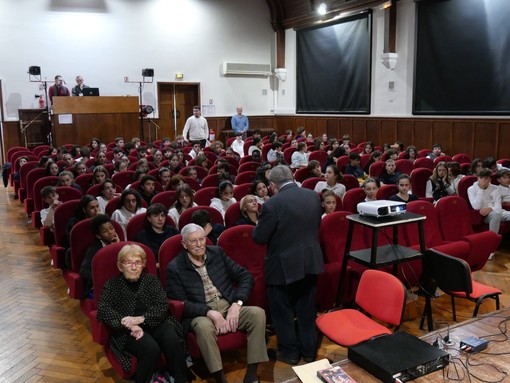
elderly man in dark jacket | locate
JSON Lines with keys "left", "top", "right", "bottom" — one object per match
{"left": 166, "top": 223, "right": 268, "bottom": 383}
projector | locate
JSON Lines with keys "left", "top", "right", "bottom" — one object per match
{"left": 357, "top": 200, "right": 407, "bottom": 217}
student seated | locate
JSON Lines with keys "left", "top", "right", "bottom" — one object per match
{"left": 40, "top": 186, "right": 61, "bottom": 231}
{"left": 344, "top": 152, "right": 366, "bottom": 183}
{"left": 497, "top": 168, "right": 510, "bottom": 208}
{"left": 363, "top": 177, "right": 379, "bottom": 202}
{"left": 58, "top": 170, "right": 83, "bottom": 193}
{"left": 321, "top": 190, "right": 337, "bottom": 219}
{"left": 235, "top": 194, "right": 259, "bottom": 226}
{"left": 137, "top": 175, "right": 158, "bottom": 205}
{"left": 378, "top": 159, "right": 401, "bottom": 185}
{"left": 426, "top": 143, "right": 445, "bottom": 161}
{"left": 79, "top": 214, "right": 120, "bottom": 298}
{"left": 135, "top": 203, "right": 179, "bottom": 261}
{"left": 426, "top": 161, "right": 454, "bottom": 202}
{"left": 313, "top": 165, "right": 346, "bottom": 199}
{"left": 210, "top": 181, "right": 236, "bottom": 219}
{"left": 191, "top": 209, "right": 225, "bottom": 245}
{"left": 468, "top": 168, "right": 510, "bottom": 233}
{"left": 111, "top": 189, "right": 146, "bottom": 239}
{"left": 389, "top": 174, "right": 418, "bottom": 204}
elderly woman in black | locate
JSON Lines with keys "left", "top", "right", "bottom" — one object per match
{"left": 97, "top": 244, "right": 189, "bottom": 383}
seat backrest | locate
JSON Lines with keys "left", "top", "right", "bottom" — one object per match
{"left": 301, "top": 177, "right": 323, "bottom": 190}
{"left": 238, "top": 161, "right": 260, "bottom": 173}
{"left": 395, "top": 159, "right": 414, "bottom": 176}
{"left": 32, "top": 145, "right": 51, "bottom": 156}
{"left": 283, "top": 147, "right": 297, "bottom": 164}
{"left": 294, "top": 168, "right": 311, "bottom": 183}
{"left": 178, "top": 206, "right": 224, "bottom": 228}
{"left": 18, "top": 161, "right": 38, "bottom": 189}
{"left": 194, "top": 187, "right": 219, "bottom": 206}
{"left": 309, "top": 150, "right": 328, "bottom": 169}
{"left": 159, "top": 235, "right": 185, "bottom": 289}
{"left": 423, "top": 249, "right": 472, "bottom": 294}
{"left": 319, "top": 211, "right": 350, "bottom": 264}
{"left": 403, "top": 200, "right": 442, "bottom": 247}
{"left": 75, "top": 173, "right": 94, "bottom": 193}
{"left": 435, "top": 196, "right": 474, "bottom": 240}
{"left": 413, "top": 157, "right": 435, "bottom": 171}
{"left": 53, "top": 199, "right": 81, "bottom": 246}
{"left": 111, "top": 170, "right": 136, "bottom": 189}
{"left": 452, "top": 153, "right": 471, "bottom": 164}
{"left": 369, "top": 162, "right": 385, "bottom": 178}
{"left": 126, "top": 213, "right": 176, "bottom": 241}
{"left": 375, "top": 184, "right": 399, "bottom": 200}
{"left": 26, "top": 168, "right": 48, "bottom": 199}
{"left": 234, "top": 171, "right": 256, "bottom": 185}
{"left": 180, "top": 176, "right": 201, "bottom": 192}
{"left": 7, "top": 147, "right": 30, "bottom": 163}
{"left": 224, "top": 202, "right": 242, "bottom": 228}
{"left": 201, "top": 174, "right": 221, "bottom": 188}
{"left": 335, "top": 156, "right": 350, "bottom": 173}
{"left": 151, "top": 190, "right": 177, "bottom": 210}
{"left": 457, "top": 175, "right": 477, "bottom": 208}
{"left": 434, "top": 155, "right": 452, "bottom": 165}
{"left": 55, "top": 186, "right": 83, "bottom": 203}
{"left": 239, "top": 155, "right": 254, "bottom": 164}
{"left": 410, "top": 168, "right": 433, "bottom": 198}
{"left": 217, "top": 225, "right": 267, "bottom": 309}
{"left": 355, "top": 269, "right": 407, "bottom": 327}
{"left": 342, "top": 188, "right": 366, "bottom": 214}
{"left": 105, "top": 197, "right": 122, "bottom": 217}
{"left": 91, "top": 242, "right": 157, "bottom": 307}
{"left": 340, "top": 174, "right": 360, "bottom": 191}
{"left": 232, "top": 183, "right": 252, "bottom": 201}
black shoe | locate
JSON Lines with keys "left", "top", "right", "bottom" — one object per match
{"left": 268, "top": 348, "right": 300, "bottom": 365}
{"left": 302, "top": 356, "right": 315, "bottom": 363}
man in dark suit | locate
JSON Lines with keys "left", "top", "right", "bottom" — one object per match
{"left": 253, "top": 165, "right": 323, "bottom": 365}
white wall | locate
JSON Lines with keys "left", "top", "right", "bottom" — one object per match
{"left": 0, "top": 0, "right": 275, "bottom": 120}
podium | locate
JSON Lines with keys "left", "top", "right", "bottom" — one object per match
{"left": 52, "top": 96, "right": 139, "bottom": 146}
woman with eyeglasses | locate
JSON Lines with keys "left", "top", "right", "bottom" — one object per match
{"left": 97, "top": 244, "right": 189, "bottom": 383}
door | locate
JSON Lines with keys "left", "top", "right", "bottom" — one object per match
{"left": 158, "top": 83, "right": 200, "bottom": 140}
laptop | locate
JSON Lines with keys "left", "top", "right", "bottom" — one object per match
{"left": 83, "top": 87, "right": 100, "bottom": 96}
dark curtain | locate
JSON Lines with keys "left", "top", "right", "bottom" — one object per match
{"left": 296, "top": 12, "right": 372, "bottom": 114}
{"left": 414, "top": 0, "right": 510, "bottom": 114}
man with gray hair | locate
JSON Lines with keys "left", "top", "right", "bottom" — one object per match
{"left": 166, "top": 223, "right": 268, "bottom": 383}
{"left": 253, "top": 165, "right": 323, "bottom": 365}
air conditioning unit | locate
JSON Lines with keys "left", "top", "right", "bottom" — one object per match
{"left": 221, "top": 62, "right": 272, "bottom": 77}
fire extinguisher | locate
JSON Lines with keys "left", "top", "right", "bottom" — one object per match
{"left": 38, "top": 95, "right": 45, "bottom": 109}
{"left": 209, "top": 129, "right": 215, "bottom": 143}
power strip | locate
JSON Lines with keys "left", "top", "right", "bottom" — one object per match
{"left": 460, "top": 337, "right": 488, "bottom": 353}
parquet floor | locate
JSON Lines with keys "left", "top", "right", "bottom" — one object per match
{"left": 0, "top": 184, "right": 508, "bottom": 382}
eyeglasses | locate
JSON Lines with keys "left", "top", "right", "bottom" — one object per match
{"left": 123, "top": 260, "right": 143, "bottom": 267}
{"left": 186, "top": 237, "right": 207, "bottom": 246}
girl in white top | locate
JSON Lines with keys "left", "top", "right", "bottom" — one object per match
{"left": 111, "top": 189, "right": 146, "bottom": 239}
{"left": 96, "top": 179, "right": 120, "bottom": 214}
{"left": 314, "top": 165, "right": 346, "bottom": 199}
{"left": 291, "top": 142, "right": 309, "bottom": 169}
{"left": 210, "top": 180, "right": 236, "bottom": 219}
{"left": 168, "top": 184, "right": 198, "bottom": 228}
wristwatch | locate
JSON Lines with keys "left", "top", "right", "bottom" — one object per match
{"left": 236, "top": 300, "right": 244, "bottom": 307}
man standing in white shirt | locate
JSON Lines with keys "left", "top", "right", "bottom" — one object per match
{"left": 183, "top": 105, "right": 208, "bottom": 147}
{"left": 468, "top": 168, "right": 510, "bottom": 233}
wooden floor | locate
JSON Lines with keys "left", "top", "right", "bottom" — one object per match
{"left": 1, "top": 184, "right": 509, "bottom": 383}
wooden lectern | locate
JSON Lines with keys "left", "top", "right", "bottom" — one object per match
{"left": 52, "top": 96, "right": 139, "bottom": 146}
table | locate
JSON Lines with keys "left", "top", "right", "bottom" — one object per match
{"left": 336, "top": 212, "right": 426, "bottom": 307}
{"left": 286, "top": 308, "right": 510, "bottom": 382}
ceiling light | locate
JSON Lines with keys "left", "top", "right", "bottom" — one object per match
{"left": 318, "top": 3, "right": 327, "bottom": 15}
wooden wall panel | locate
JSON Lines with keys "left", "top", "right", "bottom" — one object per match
{"left": 498, "top": 123, "right": 510, "bottom": 160}
{"left": 473, "top": 122, "right": 498, "bottom": 160}
{"left": 413, "top": 121, "right": 433, "bottom": 150}
{"left": 380, "top": 119, "right": 396, "bottom": 146}
{"left": 452, "top": 121, "right": 474, "bottom": 156}
{"left": 396, "top": 120, "right": 414, "bottom": 148}
{"left": 432, "top": 122, "right": 453, "bottom": 154}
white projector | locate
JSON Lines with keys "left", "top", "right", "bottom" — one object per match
{"left": 357, "top": 200, "right": 407, "bottom": 217}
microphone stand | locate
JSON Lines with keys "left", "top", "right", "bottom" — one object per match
{"left": 28, "top": 74, "right": 52, "bottom": 146}
{"left": 124, "top": 76, "right": 153, "bottom": 142}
